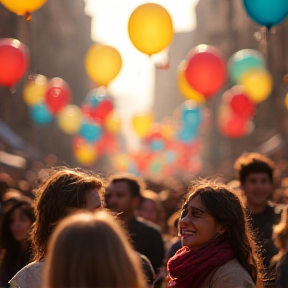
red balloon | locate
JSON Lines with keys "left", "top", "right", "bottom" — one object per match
{"left": 90, "top": 99, "right": 114, "bottom": 123}
{"left": 220, "top": 115, "right": 248, "bottom": 138}
{"left": 230, "top": 93, "right": 255, "bottom": 118}
{"left": 0, "top": 38, "right": 29, "bottom": 87}
{"left": 185, "top": 45, "right": 226, "bottom": 97}
{"left": 45, "top": 78, "right": 71, "bottom": 114}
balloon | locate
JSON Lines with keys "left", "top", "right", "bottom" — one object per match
{"left": 150, "top": 139, "right": 165, "bottom": 151}
{"left": 177, "top": 127, "right": 197, "bottom": 143}
{"left": 181, "top": 100, "right": 202, "bottom": 129}
{"left": 128, "top": 3, "right": 173, "bottom": 55}
{"left": 23, "top": 74, "right": 47, "bottom": 106}
{"left": 30, "top": 102, "right": 53, "bottom": 125}
{"left": 132, "top": 112, "right": 154, "bottom": 138}
{"left": 75, "top": 144, "right": 97, "bottom": 166}
{"left": 185, "top": 45, "right": 226, "bottom": 97}
{"left": 0, "top": 0, "right": 47, "bottom": 15}
{"left": 0, "top": 39, "right": 29, "bottom": 87}
{"left": 84, "top": 87, "right": 106, "bottom": 107}
{"left": 79, "top": 120, "right": 102, "bottom": 143}
{"left": 45, "top": 78, "right": 71, "bottom": 114}
{"left": 240, "top": 68, "right": 273, "bottom": 103}
{"left": 105, "top": 112, "right": 121, "bottom": 134}
{"left": 85, "top": 44, "right": 122, "bottom": 86}
{"left": 223, "top": 86, "right": 255, "bottom": 117}
{"left": 285, "top": 93, "right": 288, "bottom": 110}
{"left": 57, "top": 105, "right": 82, "bottom": 135}
{"left": 228, "top": 49, "right": 265, "bottom": 84}
{"left": 220, "top": 114, "right": 249, "bottom": 139}
{"left": 177, "top": 61, "right": 205, "bottom": 103}
{"left": 243, "top": 0, "right": 288, "bottom": 28}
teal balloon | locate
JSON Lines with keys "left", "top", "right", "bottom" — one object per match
{"left": 84, "top": 88, "right": 105, "bottom": 107}
{"left": 80, "top": 120, "right": 102, "bottom": 143}
{"left": 228, "top": 49, "right": 265, "bottom": 84}
{"left": 150, "top": 139, "right": 165, "bottom": 151}
{"left": 177, "top": 127, "right": 197, "bottom": 143}
{"left": 30, "top": 103, "right": 53, "bottom": 125}
{"left": 243, "top": 0, "right": 288, "bottom": 28}
{"left": 181, "top": 103, "right": 202, "bottom": 129}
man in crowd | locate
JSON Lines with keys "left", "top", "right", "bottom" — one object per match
{"left": 234, "top": 152, "right": 284, "bottom": 277}
{"left": 105, "top": 173, "right": 165, "bottom": 274}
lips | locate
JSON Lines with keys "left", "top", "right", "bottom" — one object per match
{"left": 182, "top": 229, "right": 196, "bottom": 238}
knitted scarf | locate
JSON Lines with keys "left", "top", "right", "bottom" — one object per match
{"left": 167, "top": 236, "right": 235, "bottom": 288}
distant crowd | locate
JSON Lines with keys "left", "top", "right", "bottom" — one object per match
{"left": 0, "top": 152, "right": 287, "bottom": 288}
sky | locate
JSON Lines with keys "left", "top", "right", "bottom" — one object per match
{"left": 84, "top": 0, "right": 199, "bottom": 150}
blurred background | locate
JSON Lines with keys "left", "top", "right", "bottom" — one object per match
{"left": 0, "top": 0, "right": 288, "bottom": 186}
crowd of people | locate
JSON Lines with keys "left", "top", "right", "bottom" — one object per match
{"left": 0, "top": 152, "right": 287, "bottom": 288}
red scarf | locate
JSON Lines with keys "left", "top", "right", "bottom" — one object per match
{"left": 167, "top": 236, "right": 235, "bottom": 288}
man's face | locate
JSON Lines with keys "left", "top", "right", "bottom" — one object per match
{"left": 105, "top": 181, "right": 136, "bottom": 216}
{"left": 241, "top": 172, "right": 273, "bottom": 207}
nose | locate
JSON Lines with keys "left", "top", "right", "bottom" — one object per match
{"left": 180, "top": 214, "right": 191, "bottom": 228}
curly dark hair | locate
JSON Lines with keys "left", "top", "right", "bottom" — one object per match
{"left": 234, "top": 152, "right": 274, "bottom": 184}
{"left": 31, "top": 167, "right": 103, "bottom": 261}
{"left": 179, "top": 180, "right": 264, "bottom": 284}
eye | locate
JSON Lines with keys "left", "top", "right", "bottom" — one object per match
{"left": 191, "top": 210, "right": 203, "bottom": 218}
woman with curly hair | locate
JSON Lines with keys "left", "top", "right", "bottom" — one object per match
{"left": 9, "top": 167, "right": 103, "bottom": 288}
{"left": 167, "top": 180, "right": 264, "bottom": 288}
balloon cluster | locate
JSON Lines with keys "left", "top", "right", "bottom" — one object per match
{"left": 218, "top": 49, "right": 273, "bottom": 138}
{"left": 23, "top": 75, "right": 71, "bottom": 125}
{"left": 126, "top": 99, "right": 204, "bottom": 178}
{"left": 177, "top": 45, "right": 226, "bottom": 102}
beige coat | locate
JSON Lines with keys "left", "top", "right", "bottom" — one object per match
{"left": 200, "top": 258, "right": 256, "bottom": 288}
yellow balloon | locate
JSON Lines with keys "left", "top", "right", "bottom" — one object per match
{"left": 132, "top": 112, "right": 154, "bottom": 138}
{"left": 177, "top": 61, "right": 205, "bottom": 103}
{"left": 128, "top": 3, "right": 173, "bottom": 55}
{"left": 85, "top": 44, "right": 122, "bottom": 86}
{"left": 105, "top": 112, "right": 121, "bottom": 134}
{"left": 23, "top": 75, "right": 47, "bottom": 106}
{"left": 75, "top": 144, "right": 97, "bottom": 165}
{"left": 57, "top": 105, "right": 82, "bottom": 135}
{"left": 240, "top": 68, "right": 273, "bottom": 103}
{"left": 1, "top": 0, "right": 48, "bottom": 15}
{"left": 113, "top": 154, "right": 129, "bottom": 171}
{"left": 285, "top": 93, "right": 288, "bottom": 110}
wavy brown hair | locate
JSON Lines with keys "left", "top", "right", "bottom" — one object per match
{"left": 180, "top": 180, "right": 264, "bottom": 285}
{"left": 31, "top": 167, "right": 103, "bottom": 261}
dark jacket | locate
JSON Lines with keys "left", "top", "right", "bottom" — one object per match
{"left": 127, "top": 217, "right": 165, "bottom": 273}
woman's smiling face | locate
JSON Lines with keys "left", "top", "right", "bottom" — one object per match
{"left": 180, "top": 194, "right": 223, "bottom": 251}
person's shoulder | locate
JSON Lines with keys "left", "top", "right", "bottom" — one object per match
{"left": 211, "top": 259, "right": 255, "bottom": 288}
{"left": 9, "top": 261, "right": 44, "bottom": 288}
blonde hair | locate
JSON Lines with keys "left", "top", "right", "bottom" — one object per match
{"left": 44, "top": 211, "right": 145, "bottom": 288}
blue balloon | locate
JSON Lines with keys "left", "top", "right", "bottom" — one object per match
{"left": 181, "top": 105, "right": 202, "bottom": 129}
{"left": 177, "top": 127, "right": 197, "bottom": 143}
{"left": 228, "top": 49, "right": 265, "bottom": 83}
{"left": 243, "top": 0, "right": 288, "bottom": 28}
{"left": 165, "top": 151, "right": 176, "bottom": 164}
{"left": 150, "top": 139, "right": 165, "bottom": 151}
{"left": 80, "top": 120, "right": 102, "bottom": 142}
{"left": 84, "top": 88, "right": 106, "bottom": 107}
{"left": 30, "top": 103, "right": 53, "bottom": 125}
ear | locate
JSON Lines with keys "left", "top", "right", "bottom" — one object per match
{"left": 217, "top": 223, "right": 226, "bottom": 235}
